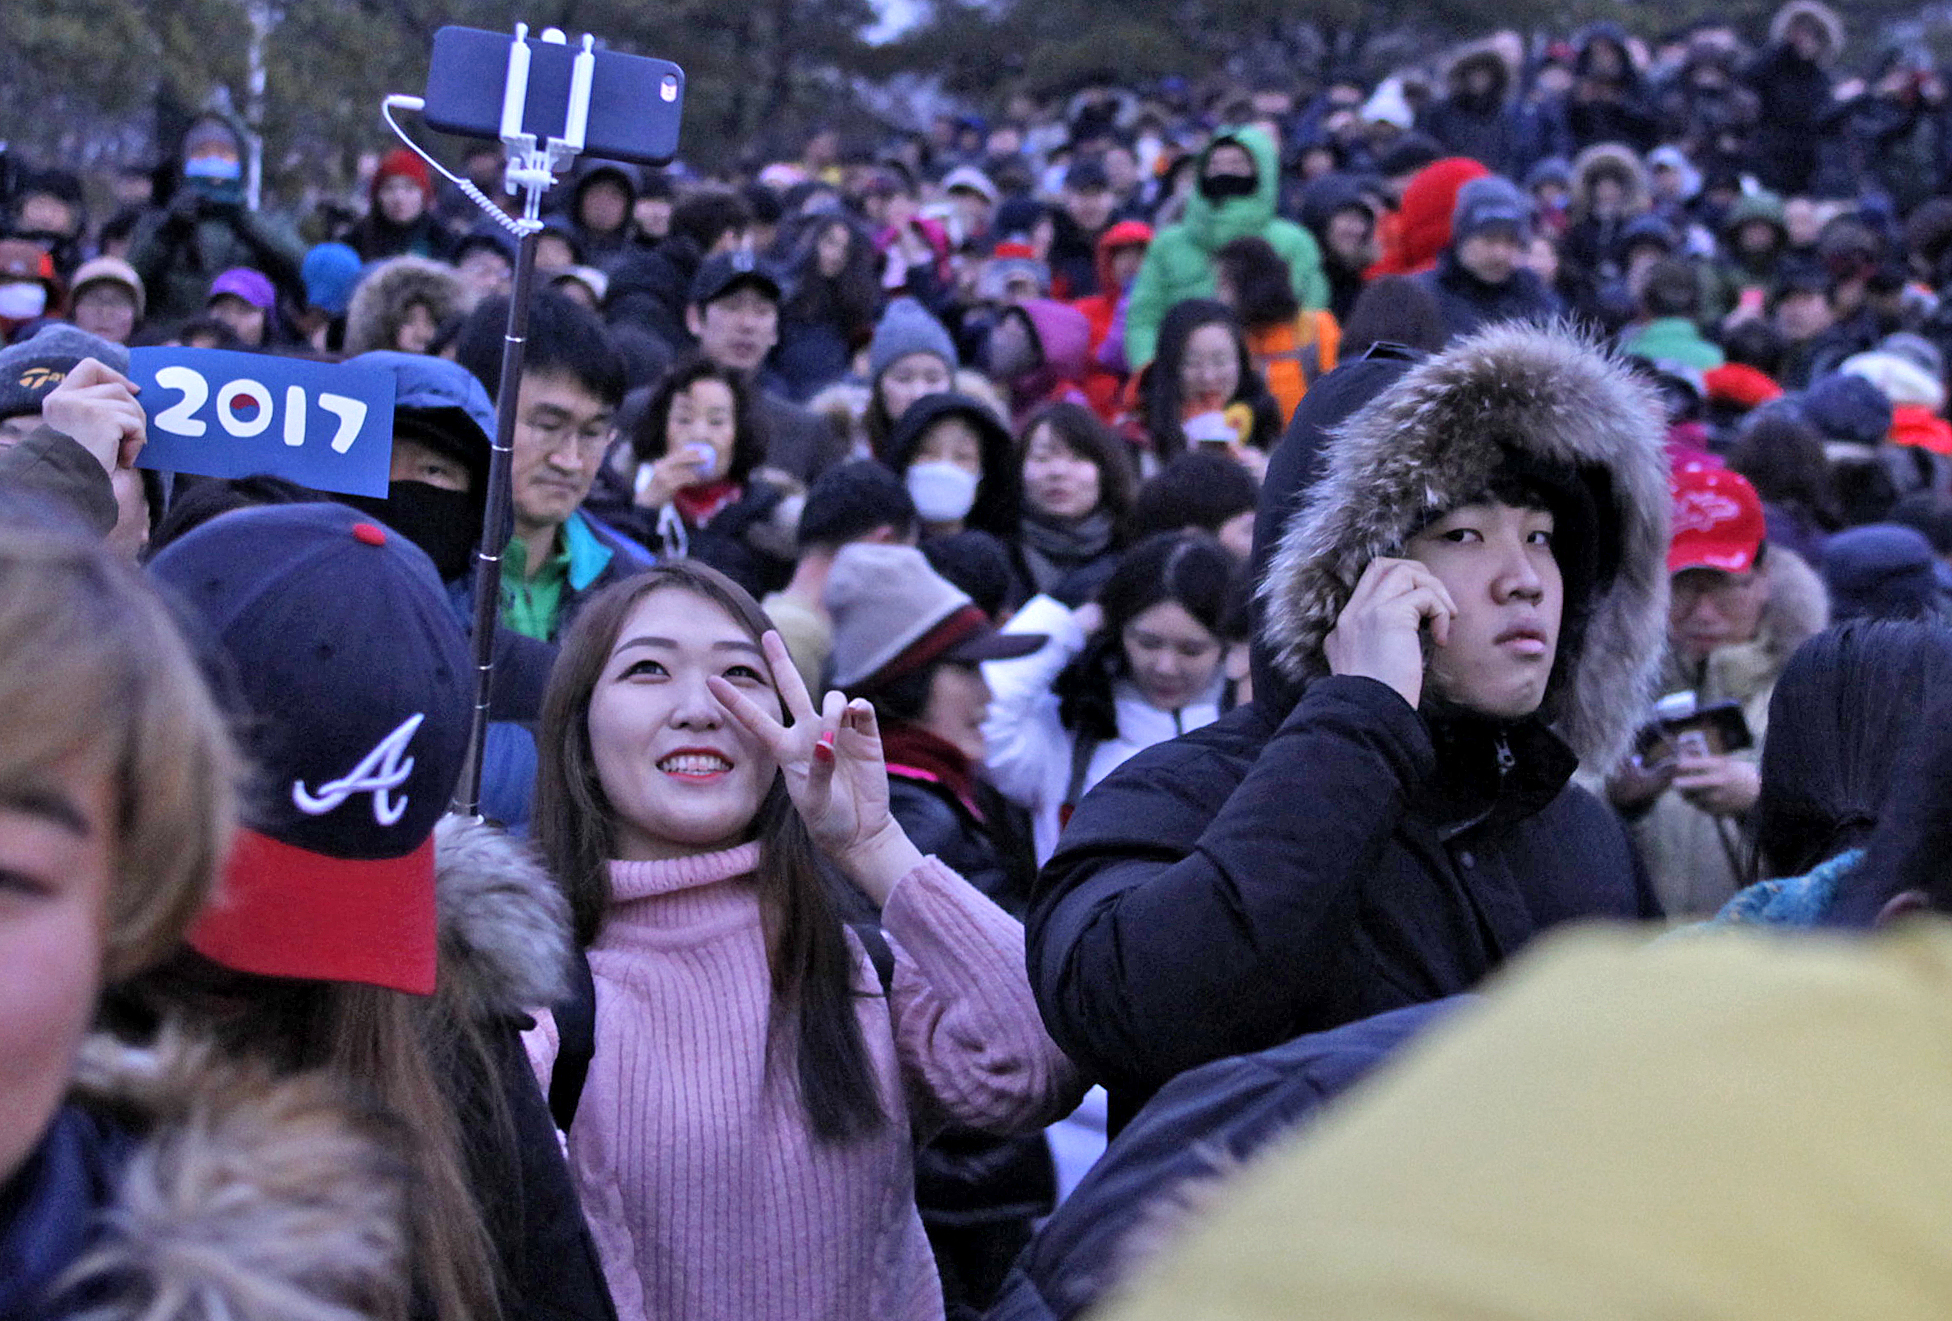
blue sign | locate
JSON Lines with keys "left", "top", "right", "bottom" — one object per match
{"left": 130, "top": 348, "right": 397, "bottom": 497}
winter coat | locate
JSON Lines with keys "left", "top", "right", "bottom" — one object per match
{"left": 1027, "top": 324, "right": 1672, "bottom": 1130}
{"left": 343, "top": 256, "right": 470, "bottom": 356}
{"left": 1415, "top": 44, "right": 1550, "bottom": 178}
{"left": 884, "top": 749, "right": 1058, "bottom": 1278}
{"left": 1628, "top": 547, "right": 1828, "bottom": 916}
{"left": 586, "top": 461, "right": 798, "bottom": 600}
{"left": 1745, "top": 1, "right": 1847, "bottom": 195}
{"left": 1414, "top": 249, "right": 1563, "bottom": 344}
{"left": 2, "top": 1032, "right": 412, "bottom": 1321}
{"left": 425, "top": 815, "right": 619, "bottom": 1321}
{"left": 985, "top": 998, "right": 1464, "bottom": 1321}
{"left": 981, "top": 594, "right": 1228, "bottom": 864}
{"left": 1123, "top": 129, "right": 1328, "bottom": 369}
{"left": 1297, "top": 174, "right": 1374, "bottom": 321}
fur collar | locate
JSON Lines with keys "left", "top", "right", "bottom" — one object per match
{"left": 342, "top": 255, "right": 469, "bottom": 357}
{"left": 56, "top": 1030, "right": 411, "bottom": 1321}
{"left": 432, "top": 814, "right": 573, "bottom": 1022}
{"left": 1259, "top": 322, "right": 1671, "bottom": 767}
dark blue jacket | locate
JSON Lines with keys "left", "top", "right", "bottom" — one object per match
{"left": 985, "top": 998, "right": 1464, "bottom": 1321}
{"left": 1027, "top": 678, "right": 1656, "bottom": 1133}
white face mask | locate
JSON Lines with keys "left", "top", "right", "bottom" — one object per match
{"left": 906, "top": 460, "right": 979, "bottom": 524}
{"left": 0, "top": 282, "right": 48, "bottom": 321}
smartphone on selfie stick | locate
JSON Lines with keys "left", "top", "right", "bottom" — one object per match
{"left": 386, "top": 25, "right": 684, "bottom": 813}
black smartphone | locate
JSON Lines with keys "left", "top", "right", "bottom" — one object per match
{"left": 1635, "top": 700, "right": 1754, "bottom": 766}
{"left": 422, "top": 26, "right": 685, "bottom": 166}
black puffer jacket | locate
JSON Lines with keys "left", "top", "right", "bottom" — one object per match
{"left": 1027, "top": 324, "right": 1673, "bottom": 1131}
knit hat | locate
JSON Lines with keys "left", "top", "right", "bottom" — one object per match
{"left": 977, "top": 241, "right": 1051, "bottom": 302}
{"left": 68, "top": 256, "right": 145, "bottom": 320}
{"left": 209, "top": 267, "right": 276, "bottom": 310}
{"left": 148, "top": 503, "right": 471, "bottom": 996}
{"left": 0, "top": 324, "right": 130, "bottom": 421}
{"left": 301, "top": 242, "right": 363, "bottom": 316}
{"left": 1523, "top": 157, "right": 1573, "bottom": 192}
{"left": 824, "top": 542, "right": 1042, "bottom": 691}
{"left": 1669, "top": 462, "right": 1766, "bottom": 574}
{"left": 1702, "top": 362, "right": 1785, "bottom": 411}
{"left": 371, "top": 147, "right": 434, "bottom": 205}
{"left": 1821, "top": 523, "right": 1943, "bottom": 623}
{"left": 1799, "top": 372, "right": 1893, "bottom": 446}
{"left": 1450, "top": 174, "right": 1532, "bottom": 244}
{"left": 940, "top": 165, "right": 1000, "bottom": 205}
{"left": 182, "top": 116, "right": 241, "bottom": 160}
{"left": 868, "top": 297, "right": 958, "bottom": 381}
{"left": 1842, "top": 348, "right": 1946, "bottom": 413}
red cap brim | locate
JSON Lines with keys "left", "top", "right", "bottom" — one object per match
{"left": 189, "top": 829, "right": 438, "bottom": 996}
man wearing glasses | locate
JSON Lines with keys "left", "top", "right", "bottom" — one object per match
{"left": 1608, "top": 462, "right": 1828, "bottom": 916}
{"left": 493, "top": 290, "right": 651, "bottom": 642}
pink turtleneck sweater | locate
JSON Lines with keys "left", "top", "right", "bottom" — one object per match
{"left": 524, "top": 843, "right": 1080, "bottom": 1320}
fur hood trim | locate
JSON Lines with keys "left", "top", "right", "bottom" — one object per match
{"left": 343, "top": 256, "right": 469, "bottom": 357}
{"left": 433, "top": 814, "right": 574, "bottom": 1021}
{"left": 1260, "top": 321, "right": 1671, "bottom": 766}
{"left": 1571, "top": 143, "right": 1650, "bottom": 216}
{"left": 60, "top": 1029, "right": 411, "bottom": 1321}
{"left": 1770, "top": 0, "right": 1844, "bottom": 60}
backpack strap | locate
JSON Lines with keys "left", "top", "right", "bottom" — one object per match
{"left": 548, "top": 944, "right": 598, "bottom": 1133}
{"left": 1057, "top": 732, "right": 1102, "bottom": 829}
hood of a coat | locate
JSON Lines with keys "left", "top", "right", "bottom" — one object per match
{"left": 1093, "top": 220, "right": 1154, "bottom": 296}
{"left": 342, "top": 256, "right": 470, "bottom": 357}
{"left": 1018, "top": 297, "right": 1094, "bottom": 381}
{"left": 58, "top": 1028, "right": 412, "bottom": 1321}
{"left": 1769, "top": 0, "right": 1844, "bottom": 62}
{"left": 1259, "top": 322, "right": 1672, "bottom": 766}
{"left": 1570, "top": 143, "right": 1651, "bottom": 218}
{"left": 1298, "top": 173, "right": 1373, "bottom": 239}
{"left": 1373, "top": 157, "right": 1491, "bottom": 278}
{"left": 432, "top": 813, "right": 575, "bottom": 1025}
{"left": 1184, "top": 127, "right": 1282, "bottom": 251}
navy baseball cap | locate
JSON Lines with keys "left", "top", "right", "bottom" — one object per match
{"left": 147, "top": 502, "right": 471, "bottom": 994}
{"left": 689, "top": 249, "right": 784, "bottom": 308}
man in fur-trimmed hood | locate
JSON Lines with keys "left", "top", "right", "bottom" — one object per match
{"left": 1027, "top": 324, "right": 1671, "bottom": 1131}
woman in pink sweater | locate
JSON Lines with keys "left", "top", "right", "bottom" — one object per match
{"left": 526, "top": 560, "right": 1082, "bottom": 1319}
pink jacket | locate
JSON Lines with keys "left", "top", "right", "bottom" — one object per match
{"left": 526, "top": 842, "right": 1081, "bottom": 1320}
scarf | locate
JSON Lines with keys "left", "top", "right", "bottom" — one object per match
{"left": 880, "top": 721, "right": 984, "bottom": 821}
{"left": 1017, "top": 509, "right": 1115, "bottom": 594}
{"left": 673, "top": 480, "right": 742, "bottom": 529}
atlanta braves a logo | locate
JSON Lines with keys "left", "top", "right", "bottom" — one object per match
{"left": 291, "top": 713, "right": 424, "bottom": 826}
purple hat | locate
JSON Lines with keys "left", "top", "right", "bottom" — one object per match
{"left": 209, "top": 266, "right": 277, "bottom": 310}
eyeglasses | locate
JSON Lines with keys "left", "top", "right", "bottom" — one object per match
{"left": 523, "top": 414, "right": 614, "bottom": 458}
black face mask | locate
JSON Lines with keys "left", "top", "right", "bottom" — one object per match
{"left": 1199, "top": 172, "right": 1258, "bottom": 202}
{"left": 342, "top": 482, "right": 481, "bottom": 583}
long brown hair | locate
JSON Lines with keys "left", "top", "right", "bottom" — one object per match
{"left": 114, "top": 956, "right": 506, "bottom": 1321}
{"left": 534, "top": 561, "right": 886, "bottom": 1141}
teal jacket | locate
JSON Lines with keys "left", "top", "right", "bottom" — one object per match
{"left": 1124, "top": 127, "right": 1328, "bottom": 369}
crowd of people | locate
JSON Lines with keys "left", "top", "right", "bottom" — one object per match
{"left": 11, "top": 1, "right": 1952, "bottom": 1316}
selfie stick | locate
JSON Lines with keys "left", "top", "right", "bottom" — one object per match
{"left": 384, "top": 24, "right": 596, "bottom": 816}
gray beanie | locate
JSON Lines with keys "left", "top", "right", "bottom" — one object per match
{"left": 0, "top": 324, "right": 130, "bottom": 422}
{"left": 868, "top": 298, "right": 958, "bottom": 382}
{"left": 1450, "top": 175, "right": 1533, "bottom": 245}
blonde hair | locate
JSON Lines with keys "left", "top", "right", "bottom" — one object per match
{"left": 0, "top": 523, "right": 237, "bottom": 980}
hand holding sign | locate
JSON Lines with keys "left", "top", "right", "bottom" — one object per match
{"left": 41, "top": 358, "right": 146, "bottom": 476}
{"left": 130, "top": 348, "right": 397, "bottom": 497}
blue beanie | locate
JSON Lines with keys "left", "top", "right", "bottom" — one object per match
{"left": 868, "top": 298, "right": 958, "bottom": 381}
{"left": 1450, "top": 175, "right": 1533, "bottom": 244}
{"left": 302, "top": 242, "right": 363, "bottom": 316}
{"left": 1799, "top": 372, "right": 1892, "bottom": 446}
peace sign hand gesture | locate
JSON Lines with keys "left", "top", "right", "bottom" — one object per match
{"left": 708, "top": 630, "right": 924, "bottom": 904}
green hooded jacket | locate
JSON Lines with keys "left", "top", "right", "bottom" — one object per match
{"left": 1124, "top": 127, "right": 1328, "bottom": 369}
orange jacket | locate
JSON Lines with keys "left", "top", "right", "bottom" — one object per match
{"left": 1247, "top": 312, "right": 1342, "bottom": 423}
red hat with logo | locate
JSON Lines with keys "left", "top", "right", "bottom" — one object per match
{"left": 1668, "top": 461, "right": 1766, "bottom": 575}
